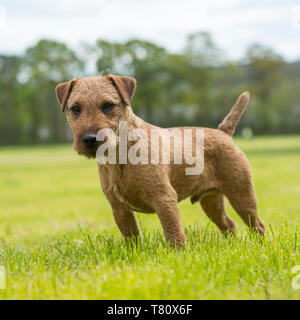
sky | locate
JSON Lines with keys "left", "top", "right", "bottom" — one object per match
{"left": 0, "top": 0, "right": 300, "bottom": 61}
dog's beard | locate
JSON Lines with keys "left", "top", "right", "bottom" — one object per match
{"left": 73, "top": 142, "right": 97, "bottom": 159}
{"left": 82, "top": 148, "right": 97, "bottom": 159}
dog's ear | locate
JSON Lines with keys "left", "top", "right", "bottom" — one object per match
{"left": 106, "top": 74, "right": 136, "bottom": 106}
{"left": 55, "top": 78, "right": 78, "bottom": 112}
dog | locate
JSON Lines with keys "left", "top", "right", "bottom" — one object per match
{"left": 55, "top": 75, "right": 265, "bottom": 247}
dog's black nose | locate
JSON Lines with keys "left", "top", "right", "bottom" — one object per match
{"left": 82, "top": 134, "right": 97, "bottom": 149}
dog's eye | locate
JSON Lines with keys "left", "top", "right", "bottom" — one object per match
{"left": 71, "top": 105, "right": 81, "bottom": 115}
{"left": 102, "top": 103, "right": 115, "bottom": 114}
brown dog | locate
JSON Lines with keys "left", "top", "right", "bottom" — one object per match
{"left": 55, "top": 75, "right": 265, "bottom": 247}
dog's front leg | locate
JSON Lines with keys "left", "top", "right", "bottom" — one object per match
{"left": 152, "top": 193, "right": 186, "bottom": 247}
{"left": 106, "top": 193, "right": 139, "bottom": 241}
{"left": 112, "top": 207, "right": 139, "bottom": 240}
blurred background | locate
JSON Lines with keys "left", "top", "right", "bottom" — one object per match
{"left": 0, "top": 0, "right": 300, "bottom": 146}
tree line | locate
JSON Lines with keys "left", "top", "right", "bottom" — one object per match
{"left": 0, "top": 32, "right": 299, "bottom": 146}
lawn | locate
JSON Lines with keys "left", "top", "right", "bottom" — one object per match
{"left": 0, "top": 136, "right": 300, "bottom": 299}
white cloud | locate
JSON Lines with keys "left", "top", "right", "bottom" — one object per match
{"left": 0, "top": 0, "right": 299, "bottom": 61}
{"left": 0, "top": 5, "right": 6, "bottom": 32}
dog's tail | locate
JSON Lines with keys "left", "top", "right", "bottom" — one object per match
{"left": 218, "top": 91, "right": 250, "bottom": 136}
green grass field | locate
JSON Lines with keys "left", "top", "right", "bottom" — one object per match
{"left": 0, "top": 136, "right": 300, "bottom": 299}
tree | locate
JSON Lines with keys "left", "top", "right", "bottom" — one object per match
{"left": 180, "top": 32, "right": 223, "bottom": 127}
{"left": 0, "top": 55, "right": 22, "bottom": 145}
{"left": 20, "top": 40, "right": 84, "bottom": 143}
{"left": 245, "top": 44, "right": 285, "bottom": 133}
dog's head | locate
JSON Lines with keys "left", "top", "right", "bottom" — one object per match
{"left": 55, "top": 75, "right": 136, "bottom": 158}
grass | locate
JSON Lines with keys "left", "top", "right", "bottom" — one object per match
{"left": 0, "top": 136, "right": 300, "bottom": 299}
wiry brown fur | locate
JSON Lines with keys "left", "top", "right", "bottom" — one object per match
{"left": 55, "top": 75, "right": 265, "bottom": 247}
